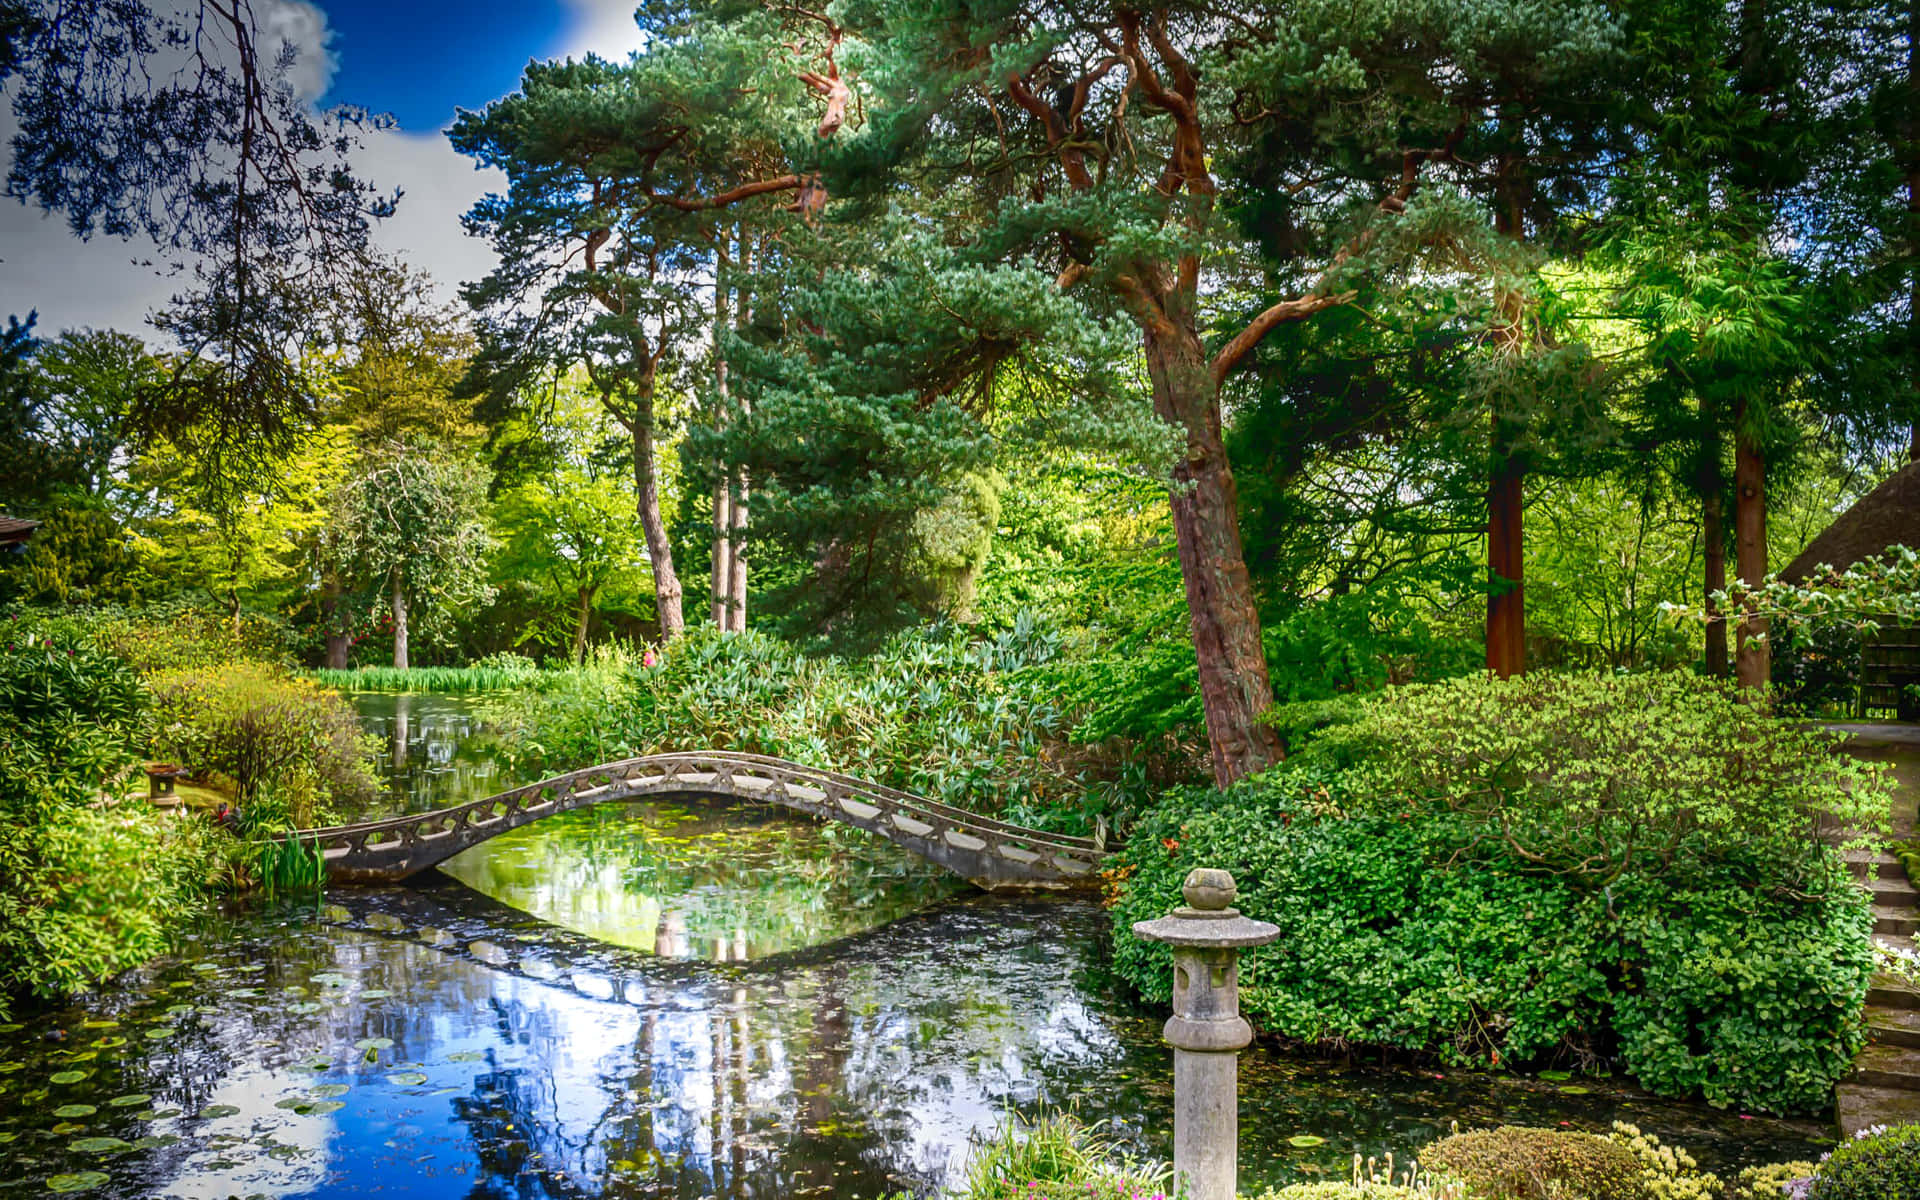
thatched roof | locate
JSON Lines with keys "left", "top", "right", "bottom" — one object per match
{"left": 0, "top": 516, "right": 38, "bottom": 547}
{"left": 1782, "top": 459, "right": 1920, "bottom": 581}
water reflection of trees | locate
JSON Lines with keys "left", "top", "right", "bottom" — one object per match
{"left": 439, "top": 800, "right": 963, "bottom": 960}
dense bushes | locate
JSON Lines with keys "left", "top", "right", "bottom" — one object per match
{"left": 1810, "top": 1123, "right": 1920, "bottom": 1200}
{"left": 489, "top": 622, "right": 1151, "bottom": 833}
{"left": 1110, "top": 673, "right": 1888, "bottom": 1114}
{"left": 0, "top": 626, "right": 222, "bottom": 1016}
{"left": 148, "top": 662, "right": 376, "bottom": 825}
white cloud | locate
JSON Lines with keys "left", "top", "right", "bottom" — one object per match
{"left": 0, "top": 0, "right": 658, "bottom": 339}
{"left": 555, "top": 0, "right": 648, "bottom": 60}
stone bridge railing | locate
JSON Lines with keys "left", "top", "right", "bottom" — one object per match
{"left": 296, "top": 751, "right": 1105, "bottom": 891}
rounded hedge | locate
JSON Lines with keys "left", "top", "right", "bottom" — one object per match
{"left": 1810, "top": 1123, "right": 1920, "bottom": 1200}
{"left": 1421, "top": 1127, "right": 1645, "bottom": 1200}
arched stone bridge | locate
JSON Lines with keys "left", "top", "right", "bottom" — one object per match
{"left": 296, "top": 751, "right": 1106, "bottom": 891}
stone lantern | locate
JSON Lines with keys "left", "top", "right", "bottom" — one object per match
{"left": 1132, "top": 867, "right": 1279, "bottom": 1200}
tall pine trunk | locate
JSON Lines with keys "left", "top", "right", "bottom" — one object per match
{"left": 1484, "top": 186, "right": 1529, "bottom": 678}
{"left": 1144, "top": 321, "right": 1283, "bottom": 788}
{"left": 391, "top": 575, "right": 409, "bottom": 670}
{"left": 1486, "top": 456, "right": 1525, "bottom": 678}
{"left": 1733, "top": 396, "right": 1770, "bottom": 690}
{"left": 633, "top": 417, "right": 684, "bottom": 639}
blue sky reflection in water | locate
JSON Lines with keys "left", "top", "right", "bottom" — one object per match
{"left": 0, "top": 881, "right": 1833, "bottom": 1199}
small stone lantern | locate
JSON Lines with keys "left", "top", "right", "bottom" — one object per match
{"left": 1133, "top": 867, "right": 1279, "bottom": 1200}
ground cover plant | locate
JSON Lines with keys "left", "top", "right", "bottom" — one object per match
{"left": 1109, "top": 672, "right": 1892, "bottom": 1114}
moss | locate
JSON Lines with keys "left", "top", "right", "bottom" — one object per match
{"left": 1422, "top": 1127, "right": 1646, "bottom": 1200}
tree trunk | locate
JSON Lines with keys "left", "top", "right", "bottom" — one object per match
{"left": 1733, "top": 397, "right": 1770, "bottom": 691}
{"left": 1484, "top": 184, "right": 1529, "bottom": 678}
{"left": 633, "top": 419, "right": 684, "bottom": 639}
{"left": 391, "top": 575, "right": 409, "bottom": 670}
{"left": 727, "top": 468, "right": 749, "bottom": 632}
{"left": 1144, "top": 323, "right": 1283, "bottom": 788}
{"left": 1486, "top": 455, "right": 1526, "bottom": 678}
{"left": 724, "top": 229, "right": 752, "bottom": 632}
{"left": 573, "top": 586, "right": 595, "bottom": 666}
{"left": 712, "top": 483, "right": 733, "bottom": 627}
{"left": 1701, "top": 486, "right": 1729, "bottom": 677}
{"left": 322, "top": 575, "right": 350, "bottom": 669}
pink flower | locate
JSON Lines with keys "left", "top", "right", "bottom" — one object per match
{"left": 642, "top": 649, "right": 659, "bottom": 668}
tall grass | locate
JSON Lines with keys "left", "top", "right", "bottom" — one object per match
{"left": 960, "top": 1112, "right": 1173, "bottom": 1200}
{"left": 313, "top": 663, "right": 543, "bottom": 694}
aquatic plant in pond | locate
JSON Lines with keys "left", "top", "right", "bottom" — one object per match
{"left": 341, "top": 691, "right": 516, "bottom": 822}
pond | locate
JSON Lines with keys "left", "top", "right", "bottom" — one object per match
{"left": 339, "top": 692, "right": 517, "bottom": 824}
{"left": 0, "top": 799, "right": 1834, "bottom": 1200}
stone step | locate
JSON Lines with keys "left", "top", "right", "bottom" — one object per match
{"left": 1851, "top": 1043, "right": 1920, "bottom": 1090}
{"left": 1877, "top": 906, "right": 1920, "bottom": 937}
{"left": 1874, "top": 878, "right": 1920, "bottom": 905}
{"left": 1869, "top": 1008, "right": 1920, "bottom": 1049}
{"left": 1869, "top": 973, "right": 1920, "bottom": 1010}
{"left": 1837, "top": 1082, "right": 1920, "bottom": 1137}
{"left": 1848, "top": 848, "right": 1906, "bottom": 878}
{"left": 1881, "top": 934, "right": 1917, "bottom": 955}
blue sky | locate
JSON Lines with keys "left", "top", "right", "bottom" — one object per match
{"left": 4, "top": 0, "right": 647, "bottom": 333}
{"left": 316, "top": 0, "right": 579, "bottom": 130}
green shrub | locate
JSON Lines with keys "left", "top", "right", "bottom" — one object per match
{"left": 1289, "top": 671, "right": 1892, "bottom": 881}
{"left": 1110, "top": 673, "right": 1882, "bottom": 1114}
{"left": 148, "top": 663, "right": 377, "bottom": 824}
{"left": 0, "top": 622, "right": 222, "bottom": 1015}
{"left": 1809, "top": 1123, "right": 1920, "bottom": 1200}
{"left": 490, "top": 623, "right": 1151, "bottom": 833}
{"left": 1421, "top": 1127, "right": 1644, "bottom": 1200}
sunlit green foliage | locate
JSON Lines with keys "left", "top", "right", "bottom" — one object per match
{"left": 1111, "top": 673, "right": 1884, "bottom": 1113}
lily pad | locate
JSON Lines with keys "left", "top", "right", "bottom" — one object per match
{"left": 106, "top": 1094, "right": 151, "bottom": 1108}
{"left": 130, "top": 1134, "right": 179, "bottom": 1151}
{"left": 46, "top": 1170, "right": 110, "bottom": 1193}
{"left": 1558, "top": 1085, "right": 1592, "bottom": 1095}
{"left": 385, "top": 1072, "right": 428, "bottom": 1087}
{"left": 224, "top": 988, "right": 260, "bottom": 999}
{"left": 68, "top": 1137, "right": 129, "bottom": 1153}
{"left": 1538, "top": 1069, "right": 1572, "bottom": 1082}
{"left": 359, "top": 989, "right": 391, "bottom": 999}
{"left": 1287, "top": 1135, "right": 1327, "bottom": 1148}
{"left": 77, "top": 1020, "right": 117, "bottom": 1030}
{"left": 190, "top": 963, "right": 220, "bottom": 973}
{"left": 52, "top": 1105, "right": 96, "bottom": 1119}
{"left": 201, "top": 1104, "right": 241, "bottom": 1118}
{"left": 142, "top": 1028, "right": 174, "bottom": 1041}
{"left": 49, "top": 1071, "right": 90, "bottom": 1085}
{"left": 286, "top": 1003, "right": 321, "bottom": 1015}
{"left": 352, "top": 1038, "right": 393, "bottom": 1052}
{"left": 309, "top": 1084, "right": 349, "bottom": 1098}
{"left": 88, "top": 1037, "right": 125, "bottom": 1050}
{"left": 310, "top": 973, "right": 350, "bottom": 988}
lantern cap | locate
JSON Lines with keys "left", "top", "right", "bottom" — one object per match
{"left": 1132, "top": 868, "right": 1279, "bottom": 949}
